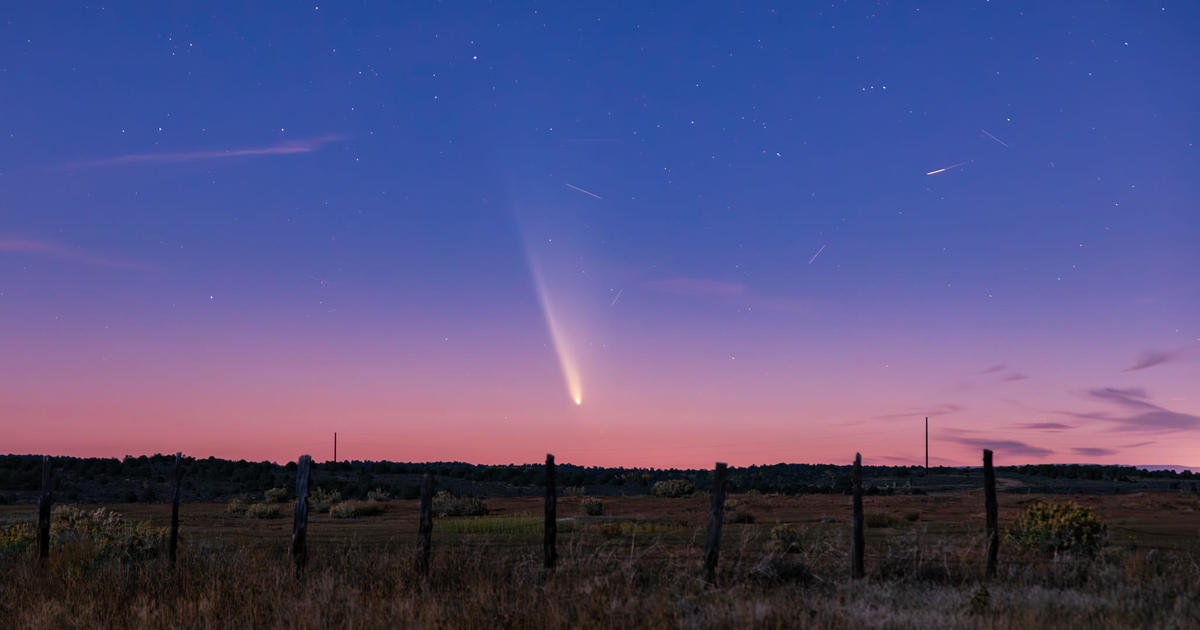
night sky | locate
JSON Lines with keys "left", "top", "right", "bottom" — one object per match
{"left": 2, "top": 3, "right": 1197, "bottom": 468}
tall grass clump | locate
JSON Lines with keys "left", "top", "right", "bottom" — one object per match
{"left": 1009, "top": 501, "right": 1106, "bottom": 555}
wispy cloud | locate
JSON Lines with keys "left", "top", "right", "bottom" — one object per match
{"left": 0, "top": 238, "right": 148, "bottom": 269}
{"left": 1001, "top": 372, "right": 1030, "bottom": 382}
{"left": 1125, "top": 347, "right": 1194, "bottom": 372}
{"left": 874, "top": 403, "right": 963, "bottom": 420}
{"left": 1073, "top": 447, "right": 1117, "bottom": 457}
{"left": 67, "top": 134, "right": 345, "bottom": 168}
{"left": 1055, "top": 387, "right": 1200, "bottom": 433}
{"left": 1016, "top": 422, "right": 1073, "bottom": 431}
{"left": 977, "top": 364, "right": 1007, "bottom": 374}
{"left": 951, "top": 437, "right": 1053, "bottom": 458}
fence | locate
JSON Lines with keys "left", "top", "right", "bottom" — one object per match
{"left": 26, "top": 449, "right": 1010, "bottom": 585}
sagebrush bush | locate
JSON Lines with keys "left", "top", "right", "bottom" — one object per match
{"left": 562, "top": 486, "right": 587, "bottom": 497}
{"left": 366, "top": 488, "right": 391, "bottom": 502}
{"left": 768, "top": 524, "right": 806, "bottom": 553}
{"left": 264, "top": 487, "right": 289, "bottom": 503}
{"left": 581, "top": 498, "right": 603, "bottom": 516}
{"left": 225, "top": 496, "right": 253, "bottom": 514}
{"left": 309, "top": 487, "right": 342, "bottom": 513}
{"left": 330, "top": 500, "right": 385, "bottom": 519}
{"left": 432, "top": 491, "right": 488, "bottom": 517}
{"left": 1009, "top": 501, "right": 1106, "bottom": 555}
{"left": 244, "top": 503, "right": 281, "bottom": 519}
{"left": 0, "top": 506, "right": 165, "bottom": 561}
{"left": 650, "top": 479, "right": 695, "bottom": 498}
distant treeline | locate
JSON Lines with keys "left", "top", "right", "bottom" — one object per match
{"left": 0, "top": 454, "right": 1194, "bottom": 504}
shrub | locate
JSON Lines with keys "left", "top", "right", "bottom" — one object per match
{"left": 366, "top": 488, "right": 391, "bottom": 502}
{"left": 581, "top": 498, "right": 603, "bottom": 516}
{"left": 768, "top": 524, "right": 806, "bottom": 553}
{"left": 330, "top": 500, "right": 385, "bottom": 519}
{"left": 244, "top": 503, "right": 281, "bottom": 519}
{"left": 309, "top": 487, "right": 342, "bottom": 513}
{"left": 226, "top": 496, "right": 254, "bottom": 514}
{"left": 904, "top": 511, "right": 921, "bottom": 522}
{"left": 562, "top": 486, "right": 587, "bottom": 497}
{"left": 650, "top": 479, "right": 695, "bottom": 498}
{"left": 728, "top": 510, "right": 755, "bottom": 524}
{"left": 748, "top": 553, "right": 813, "bottom": 584}
{"left": 1009, "top": 501, "right": 1106, "bottom": 555}
{"left": 432, "top": 491, "right": 488, "bottom": 517}
{"left": 1, "top": 506, "right": 165, "bottom": 561}
{"left": 264, "top": 487, "right": 289, "bottom": 503}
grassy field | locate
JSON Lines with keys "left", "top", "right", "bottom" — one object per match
{"left": 2, "top": 491, "right": 1199, "bottom": 628}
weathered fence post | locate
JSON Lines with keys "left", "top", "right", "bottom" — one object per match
{"left": 291, "top": 454, "right": 312, "bottom": 576}
{"left": 983, "top": 449, "right": 999, "bottom": 578}
{"left": 851, "top": 453, "right": 864, "bottom": 580}
{"left": 169, "top": 452, "right": 182, "bottom": 565}
{"left": 37, "top": 456, "right": 52, "bottom": 563}
{"left": 544, "top": 453, "right": 557, "bottom": 569}
{"left": 417, "top": 472, "right": 434, "bottom": 575}
{"left": 703, "top": 462, "right": 728, "bottom": 584}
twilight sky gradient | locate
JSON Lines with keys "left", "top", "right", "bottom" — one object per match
{"left": 2, "top": 2, "right": 1197, "bottom": 468}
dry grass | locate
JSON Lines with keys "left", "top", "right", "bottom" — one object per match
{"left": 1, "top": 492, "right": 1198, "bottom": 628}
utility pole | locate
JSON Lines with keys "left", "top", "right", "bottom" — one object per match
{"left": 333, "top": 432, "right": 338, "bottom": 463}
{"left": 925, "top": 417, "right": 929, "bottom": 470}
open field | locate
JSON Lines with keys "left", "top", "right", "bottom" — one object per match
{"left": 3, "top": 491, "right": 1199, "bottom": 628}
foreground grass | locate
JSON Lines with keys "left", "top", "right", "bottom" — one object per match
{"left": 2, "top": 493, "right": 1199, "bottom": 628}
{"left": 3, "top": 532, "right": 1199, "bottom": 628}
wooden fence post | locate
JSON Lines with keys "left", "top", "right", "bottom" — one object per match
{"left": 291, "top": 454, "right": 312, "bottom": 576}
{"left": 169, "top": 452, "right": 182, "bottom": 565}
{"left": 851, "top": 453, "right": 864, "bottom": 580}
{"left": 983, "top": 449, "right": 999, "bottom": 578}
{"left": 544, "top": 454, "right": 557, "bottom": 569}
{"left": 37, "top": 456, "right": 52, "bottom": 564}
{"left": 703, "top": 462, "right": 728, "bottom": 584}
{"left": 417, "top": 473, "right": 434, "bottom": 575}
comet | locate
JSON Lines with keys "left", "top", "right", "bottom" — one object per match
{"left": 522, "top": 234, "right": 586, "bottom": 406}
{"left": 565, "top": 183, "right": 603, "bottom": 199}
{"left": 925, "top": 161, "right": 968, "bottom": 176}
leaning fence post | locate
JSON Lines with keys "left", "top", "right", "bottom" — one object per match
{"left": 169, "top": 452, "right": 182, "bottom": 565}
{"left": 851, "top": 453, "right": 865, "bottom": 580}
{"left": 703, "top": 462, "right": 728, "bottom": 584}
{"left": 983, "top": 449, "right": 999, "bottom": 578}
{"left": 291, "top": 454, "right": 312, "bottom": 575}
{"left": 417, "top": 473, "right": 434, "bottom": 575}
{"left": 544, "top": 453, "right": 557, "bottom": 569}
{"left": 37, "top": 456, "right": 52, "bottom": 564}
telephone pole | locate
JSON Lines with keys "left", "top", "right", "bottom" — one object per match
{"left": 333, "top": 432, "right": 337, "bottom": 463}
{"left": 925, "top": 417, "right": 929, "bottom": 469}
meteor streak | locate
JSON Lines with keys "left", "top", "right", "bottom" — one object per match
{"left": 610, "top": 288, "right": 624, "bottom": 306}
{"left": 808, "top": 244, "right": 827, "bottom": 265}
{"left": 980, "top": 128, "right": 1009, "bottom": 148}
{"left": 565, "top": 183, "right": 603, "bottom": 199}
{"left": 925, "top": 162, "right": 968, "bottom": 176}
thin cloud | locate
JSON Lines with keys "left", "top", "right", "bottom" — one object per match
{"left": 1001, "top": 372, "right": 1030, "bottom": 382}
{"left": 977, "top": 364, "right": 1007, "bottom": 374}
{"left": 1055, "top": 387, "right": 1200, "bottom": 433}
{"left": 0, "top": 238, "right": 148, "bottom": 270}
{"left": 1016, "top": 422, "right": 1073, "bottom": 431}
{"left": 875, "top": 403, "right": 963, "bottom": 420}
{"left": 951, "top": 437, "right": 1053, "bottom": 458}
{"left": 1123, "top": 441, "right": 1155, "bottom": 448}
{"left": 1125, "top": 347, "right": 1194, "bottom": 372}
{"left": 1073, "top": 447, "right": 1117, "bottom": 457}
{"left": 67, "top": 134, "right": 345, "bottom": 168}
